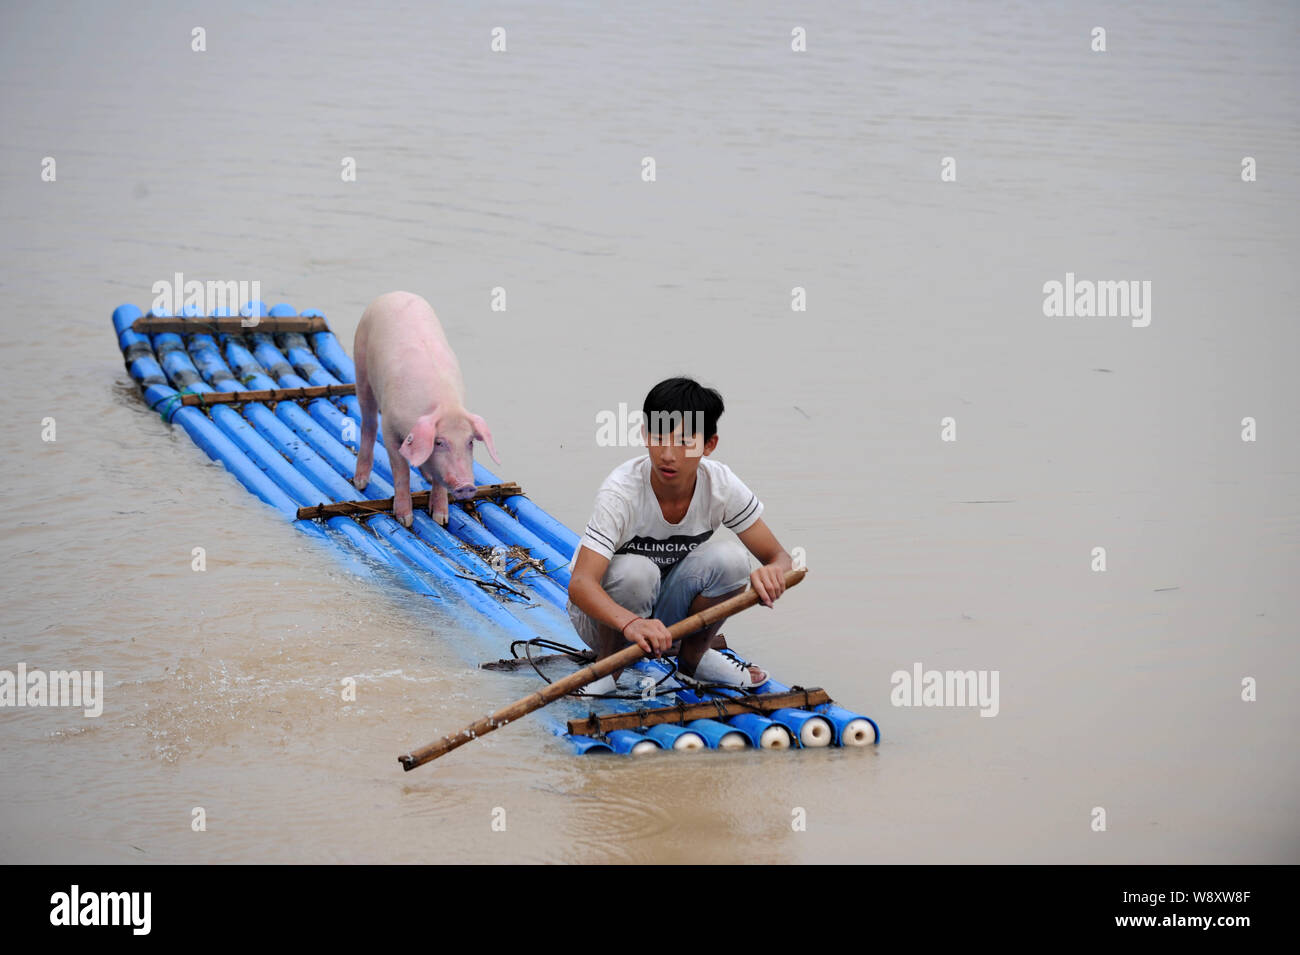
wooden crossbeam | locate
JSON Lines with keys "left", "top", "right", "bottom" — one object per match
{"left": 296, "top": 482, "right": 523, "bottom": 520}
{"left": 131, "top": 315, "right": 330, "bottom": 334}
{"left": 179, "top": 384, "right": 355, "bottom": 406}
{"left": 566, "top": 687, "right": 831, "bottom": 736}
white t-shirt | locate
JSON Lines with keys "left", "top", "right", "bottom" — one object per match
{"left": 576, "top": 455, "right": 764, "bottom": 576}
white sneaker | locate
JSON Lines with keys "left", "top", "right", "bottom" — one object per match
{"left": 574, "top": 674, "right": 617, "bottom": 697}
{"left": 678, "top": 649, "right": 768, "bottom": 689}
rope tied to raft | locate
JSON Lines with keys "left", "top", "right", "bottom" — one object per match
{"left": 710, "top": 696, "right": 731, "bottom": 721}
{"left": 154, "top": 389, "right": 196, "bottom": 423}
{"left": 347, "top": 498, "right": 393, "bottom": 516}
{"left": 691, "top": 684, "right": 767, "bottom": 718}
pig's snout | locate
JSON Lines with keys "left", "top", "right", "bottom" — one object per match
{"left": 450, "top": 483, "right": 476, "bottom": 502}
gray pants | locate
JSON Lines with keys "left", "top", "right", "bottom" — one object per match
{"left": 567, "top": 534, "right": 752, "bottom": 650}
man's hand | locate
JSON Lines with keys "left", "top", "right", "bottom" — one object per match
{"left": 751, "top": 563, "right": 787, "bottom": 608}
{"left": 623, "top": 617, "right": 674, "bottom": 656}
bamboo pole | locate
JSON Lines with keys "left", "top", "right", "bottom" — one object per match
{"left": 180, "top": 383, "right": 355, "bottom": 406}
{"left": 397, "top": 567, "right": 806, "bottom": 770}
{"left": 131, "top": 315, "right": 330, "bottom": 334}
{"left": 296, "top": 483, "right": 522, "bottom": 520}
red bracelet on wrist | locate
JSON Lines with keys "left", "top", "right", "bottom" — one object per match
{"left": 621, "top": 617, "right": 641, "bottom": 636}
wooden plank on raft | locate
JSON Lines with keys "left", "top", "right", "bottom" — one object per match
{"left": 566, "top": 687, "right": 832, "bottom": 736}
{"left": 179, "top": 384, "right": 356, "bottom": 406}
{"left": 296, "top": 482, "right": 523, "bottom": 519}
{"left": 131, "top": 315, "right": 330, "bottom": 334}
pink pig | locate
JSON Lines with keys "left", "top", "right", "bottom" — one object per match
{"left": 352, "top": 291, "right": 500, "bottom": 527}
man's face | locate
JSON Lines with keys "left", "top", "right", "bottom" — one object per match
{"left": 643, "top": 420, "right": 717, "bottom": 485}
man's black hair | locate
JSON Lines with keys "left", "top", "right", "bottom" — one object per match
{"left": 643, "top": 377, "right": 724, "bottom": 442}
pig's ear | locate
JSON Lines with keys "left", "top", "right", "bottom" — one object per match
{"left": 399, "top": 415, "right": 437, "bottom": 466}
{"left": 467, "top": 412, "right": 501, "bottom": 465}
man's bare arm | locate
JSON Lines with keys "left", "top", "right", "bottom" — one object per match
{"left": 568, "top": 547, "right": 674, "bottom": 655}
{"left": 569, "top": 548, "right": 634, "bottom": 630}
{"left": 737, "top": 518, "right": 793, "bottom": 607}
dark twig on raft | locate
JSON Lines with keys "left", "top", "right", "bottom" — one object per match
{"left": 453, "top": 572, "right": 528, "bottom": 599}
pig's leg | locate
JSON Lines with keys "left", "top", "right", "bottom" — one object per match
{"left": 429, "top": 484, "right": 450, "bottom": 526}
{"left": 352, "top": 370, "right": 378, "bottom": 491}
{"left": 385, "top": 439, "right": 414, "bottom": 527}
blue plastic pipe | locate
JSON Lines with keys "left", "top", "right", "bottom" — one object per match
{"left": 686, "top": 718, "right": 749, "bottom": 750}
{"left": 644, "top": 724, "right": 706, "bottom": 751}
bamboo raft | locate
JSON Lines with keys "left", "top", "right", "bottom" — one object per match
{"left": 111, "top": 300, "right": 879, "bottom": 756}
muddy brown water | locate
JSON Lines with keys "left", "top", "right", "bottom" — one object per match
{"left": 1, "top": 1, "right": 1296, "bottom": 862}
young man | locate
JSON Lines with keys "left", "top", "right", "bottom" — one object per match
{"left": 567, "top": 377, "right": 793, "bottom": 694}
